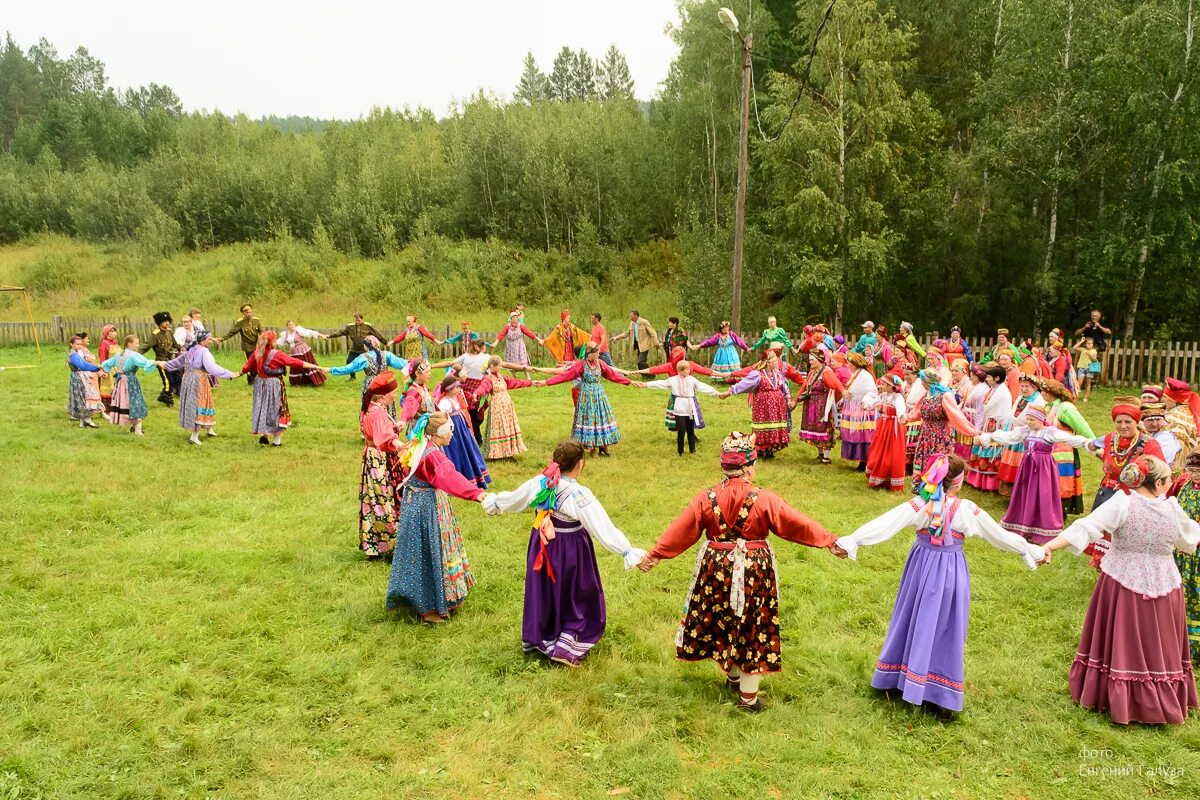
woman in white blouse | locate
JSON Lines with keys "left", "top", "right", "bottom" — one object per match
{"left": 636, "top": 360, "right": 721, "bottom": 455}
{"left": 833, "top": 453, "right": 1043, "bottom": 716}
{"left": 485, "top": 440, "right": 644, "bottom": 666}
{"left": 966, "top": 364, "right": 1014, "bottom": 492}
{"left": 278, "top": 320, "right": 329, "bottom": 387}
{"left": 1040, "top": 455, "right": 1200, "bottom": 724}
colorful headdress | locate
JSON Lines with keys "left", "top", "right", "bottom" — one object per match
{"left": 1111, "top": 396, "right": 1142, "bottom": 423}
{"left": 1165, "top": 378, "right": 1200, "bottom": 431}
{"left": 1018, "top": 373, "right": 1041, "bottom": 387}
{"left": 810, "top": 349, "right": 827, "bottom": 364}
{"left": 919, "top": 368, "right": 951, "bottom": 397}
{"left": 397, "top": 413, "right": 454, "bottom": 481}
{"left": 560, "top": 310, "right": 571, "bottom": 321}
{"left": 1140, "top": 402, "right": 1167, "bottom": 421}
{"left": 996, "top": 328, "right": 1010, "bottom": 336}
{"left": 1185, "top": 447, "right": 1200, "bottom": 471}
{"left": 1023, "top": 406, "right": 1048, "bottom": 425}
{"left": 1141, "top": 384, "right": 1165, "bottom": 401}
{"left": 1048, "top": 327, "right": 1063, "bottom": 342}
{"left": 364, "top": 335, "right": 382, "bottom": 351}
{"left": 950, "top": 358, "right": 968, "bottom": 373}
{"left": 916, "top": 455, "right": 962, "bottom": 546}
{"left": 102, "top": 324, "right": 116, "bottom": 340}
{"left": 848, "top": 352, "right": 870, "bottom": 370}
{"left": 720, "top": 431, "right": 758, "bottom": 471}
{"left": 1118, "top": 456, "right": 1153, "bottom": 493}
{"left": 193, "top": 330, "right": 211, "bottom": 347}
{"left": 527, "top": 461, "right": 565, "bottom": 583}
{"left": 880, "top": 373, "right": 903, "bottom": 391}
{"left": 368, "top": 371, "right": 397, "bottom": 395}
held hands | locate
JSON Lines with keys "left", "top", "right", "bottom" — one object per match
{"left": 631, "top": 381, "right": 645, "bottom": 388}
{"left": 533, "top": 380, "right": 547, "bottom": 387}
{"left": 637, "top": 554, "right": 660, "bottom": 573}
{"left": 1038, "top": 546, "right": 1053, "bottom": 566}
{"left": 828, "top": 543, "right": 849, "bottom": 559}
{"left": 717, "top": 391, "right": 731, "bottom": 400}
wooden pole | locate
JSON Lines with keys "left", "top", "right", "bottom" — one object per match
{"left": 730, "top": 33, "right": 752, "bottom": 333}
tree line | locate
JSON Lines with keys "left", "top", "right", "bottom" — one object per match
{"left": 1, "top": 0, "right": 1198, "bottom": 340}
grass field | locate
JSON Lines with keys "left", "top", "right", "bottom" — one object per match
{"left": 1, "top": 345, "right": 1198, "bottom": 799}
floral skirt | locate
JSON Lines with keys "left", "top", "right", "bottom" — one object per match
{"left": 572, "top": 382, "right": 621, "bottom": 447}
{"left": 1176, "top": 549, "right": 1200, "bottom": 668}
{"left": 107, "top": 373, "right": 147, "bottom": 426}
{"left": 386, "top": 483, "right": 475, "bottom": 617}
{"left": 483, "top": 391, "right": 526, "bottom": 459}
{"left": 967, "top": 419, "right": 1007, "bottom": 492}
{"left": 675, "top": 542, "right": 782, "bottom": 675}
{"left": 359, "top": 445, "right": 402, "bottom": 557}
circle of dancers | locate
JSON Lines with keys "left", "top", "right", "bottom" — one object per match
{"left": 57, "top": 308, "right": 1200, "bottom": 722}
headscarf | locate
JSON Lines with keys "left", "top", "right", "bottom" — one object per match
{"left": 1023, "top": 406, "right": 1048, "bottom": 426}
{"left": 919, "top": 368, "right": 952, "bottom": 397}
{"left": 720, "top": 431, "right": 757, "bottom": 473}
{"left": 1140, "top": 402, "right": 1167, "bottom": 421}
{"left": 362, "top": 371, "right": 398, "bottom": 413}
{"left": 1142, "top": 384, "right": 1165, "bottom": 401}
{"left": 1118, "top": 455, "right": 1153, "bottom": 494}
{"left": 848, "top": 352, "right": 870, "bottom": 370}
{"left": 949, "top": 358, "right": 968, "bottom": 374}
{"left": 1165, "top": 378, "right": 1200, "bottom": 431}
{"left": 191, "top": 330, "right": 211, "bottom": 349}
{"left": 1111, "top": 396, "right": 1142, "bottom": 423}
{"left": 102, "top": 324, "right": 116, "bottom": 341}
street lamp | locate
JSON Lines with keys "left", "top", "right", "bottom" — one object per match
{"left": 719, "top": 7, "right": 751, "bottom": 333}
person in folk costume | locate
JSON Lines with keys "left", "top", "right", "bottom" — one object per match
{"left": 979, "top": 406, "right": 1092, "bottom": 544}
{"left": 1167, "top": 447, "right": 1200, "bottom": 667}
{"left": 358, "top": 372, "right": 407, "bottom": 560}
{"left": 792, "top": 349, "right": 846, "bottom": 465}
{"left": 718, "top": 344, "right": 797, "bottom": 459}
{"left": 235, "top": 331, "right": 330, "bottom": 446}
{"left": 907, "top": 369, "right": 979, "bottom": 494}
{"left": 688, "top": 320, "right": 750, "bottom": 373}
{"left": 639, "top": 431, "right": 844, "bottom": 712}
{"left": 996, "top": 374, "right": 1045, "bottom": 497}
{"left": 433, "top": 376, "right": 491, "bottom": 489}
{"left": 469, "top": 355, "right": 535, "bottom": 460}
{"left": 1039, "top": 377, "right": 1096, "bottom": 518}
{"left": 1142, "top": 403, "right": 1184, "bottom": 475}
{"left": 966, "top": 364, "right": 1015, "bottom": 492}
{"left": 840, "top": 351, "right": 878, "bottom": 470}
{"left": 490, "top": 311, "right": 543, "bottom": 373}
{"left": 896, "top": 321, "right": 926, "bottom": 361}
{"left": 1164, "top": 378, "right": 1200, "bottom": 459}
{"left": 948, "top": 359, "right": 975, "bottom": 461}
{"left": 66, "top": 334, "right": 105, "bottom": 428}
{"left": 531, "top": 343, "right": 633, "bottom": 456}
{"left": 748, "top": 316, "right": 791, "bottom": 363}
{"left": 161, "top": 331, "right": 238, "bottom": 446}
{"left": 143, "top": 311, "right": 181, "bottom": 407}
{"left": 96, "top": 324, "right": 119, "bottom": 411}
{"left": 863, "top": 372, "right": 909, "bottom": 491}
{"left": 543, "top": 310, "right": 589, "bottom": 367}
{"left": 830, "top": 351, "right": 852, "bottom": 387}
{"left": 431, "top": 338, "right": 492, "bottom": 445}
{"left": 993, "top": 352, "right": 1022, "bottom": 413}
{"left": 278, "top": 320, "right": 330, "bottom": 387}
{"left": 901, "top": 362, "right": 925, "bottom": 469}
{"left": 399, "top": 360, "right": 437, "bottom": 431}
{"left": 1040, "top": 455, "right": 1200, "bottom": 725}
{"left": 331, "top": 336, "right": 409, "bottom": 421}
{"left": 74, "top": 331, "right": 105, "bottom": 417}
{"left": 390, "top": 314, "right": 440, "bottom": 363}
{"left": 942, "top": 325, "right": 974, "bottom": 364}
{"left": 923, "top": 344, "right": 952, "bottom": 386}
{"left": 484, "top": 440, "right": 645, "bottom": 666}
{"left": 443, "top": 320, "right": 488, "bottom": 356}
{"left": 637, "top": 359, "right": 722, "bottom": 456}
{"left": 833, "top": 454, "right": 1043, "bottom": 717}
{"left": 979, "top": 328, "right": 1023, "bottom": 366}
{"left": 385, "top": 411, "right": 496, "bottom": 624}
{"left": 893, "top": 332, "right": 920, "bottom": 370}
{"left": 101, "top": 334, "right": 168, "bottom": 435}
{"left": 626, "top": 344, "right": 718, "bottom": 380}
{"left": 874, "top": 324, "right": 894, "bottom": 368}
{"left": 661, "top": 316, "right": 689, "bottom": 364}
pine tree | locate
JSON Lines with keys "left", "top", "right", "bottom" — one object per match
{"left": 598, "top": 45, "right": 635, "bottom": 101}
{"left": 547, "top": 47, "right": 575, "bottom": 102}
{"left": 514, "top": 51, "right": 547, "bottom": 105}
{"left": 570, "top": 50, "right": 598, "bottom": 101}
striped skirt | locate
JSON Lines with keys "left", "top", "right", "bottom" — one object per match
{"left": 840, "top": 396, "right": 877, "bottom": 462}
{"left": 178, "top": 369, "right": 216, "bottom": 431}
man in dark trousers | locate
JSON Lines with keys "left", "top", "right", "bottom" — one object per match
{"left": 142, "top": 311, "right": 181, "bottom": 406}
{"left": 329, "top": 313, "right": 382, "bottom": 382}
{"left": 611, "top": 309, "right": 660, "bottom": 371}
{"left": 219, "top": 303, "right": 263, "bottom": 385}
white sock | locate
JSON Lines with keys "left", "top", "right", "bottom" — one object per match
{"left": 739, "top": 674, "right": 762, "bottom": 697}
{"left": 79, "top": 420, "right": 86, "bottom": 428}
{"left": 133, "top": 421, "right": 144, "bottom": 435}
{"left": 272, "top": 433, "right": 283, "bottom": 445}
{"left": 726, "top": 665, "right": 742, "bottom": 680}
{"left": 189, "top": 432, "right": 201, "bottom": 444}
{"left": 207, "top": 428, "right": 217, "bottom": 436}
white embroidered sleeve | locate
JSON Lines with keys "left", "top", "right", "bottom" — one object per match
{"left": 572, "top": 486, "right": 644, "bottom": 569}
{"left": 1059, "top": 491, "right": 1129, "bottom": 555}
{"left": 836, "top": 500, "right": 924, "bottom": 561}
{"left": 961, "top": 501, "right": 1042, "bottom": 569}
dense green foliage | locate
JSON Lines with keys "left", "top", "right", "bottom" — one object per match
{"left": 2, "top": 0, "right": 1199, "bottom": 339}
{"left": 1, "top": 349, "right": 1196, "bottom": 798}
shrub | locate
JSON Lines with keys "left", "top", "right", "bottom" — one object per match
{"left": 20, "top": 252, "right": 78, "bottom": 293}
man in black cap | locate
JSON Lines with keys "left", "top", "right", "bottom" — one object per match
{"left": 328, "top": 313, "right": 382, "bottom": 382}
{"left": 142, "top": 311, "right": 181, "bottom": 406}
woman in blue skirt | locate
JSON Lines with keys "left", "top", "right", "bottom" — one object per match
{"left": 689, "top": 321, "right": 750, "bottom": 374}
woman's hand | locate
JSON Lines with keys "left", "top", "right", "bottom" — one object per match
{"left": 637, "top": 554, "right": 659, "bottom": 573}
{"left": 828, "top": 543, "right": 849, "bottom": 559}
{"left": 1038, "top": 546, "right": 1053, "bottom": 566}
{"left": 717, "top": 391, "right": 731, "bottom": 400}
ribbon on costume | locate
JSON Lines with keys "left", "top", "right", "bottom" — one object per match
{"left": 396, "top": 413, "right": 432, "bottom": 485}
{"left": 729, "top": 539, "right": 750, "bottom": 618}
{"left": 527, "top": 461, "right": 563, "bottom": 583}
{"left": 917, "top": 455, "right": 951, "bottom": 546}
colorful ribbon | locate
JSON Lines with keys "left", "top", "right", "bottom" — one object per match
{"left": 918, "top": 455, "right": 951, "bottom": 546}
{"left": 528, "top": 462, "right": 562, "bottom": 583}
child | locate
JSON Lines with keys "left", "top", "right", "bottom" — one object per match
{"left": 863, "top": 373, "right": 908, "bottom": 491}
{"left": 484, "top": 440, "right": 645, "bottom": 666}
{"left": 470, "top": 356, "right": 534, "bottom": 460}
{"left": 1073, "top": 337, "right": 1099, "bottom": 402}
{"left": 639, "top": 432, "right": 843, "bottom": 711}
{"left": 637, "top": 360, "right": 721, "bottom": 455}
{"left": 1041, "top": 455, "right": 1200, "bottom": 724}
{"left": 833, "top": 454, "right": 1043, "bottom": 716}
{"left": 978, "top": 407, "right": 1092, "bottom": 543}
{"left": 434, "top": 376, "right": 491, "bottom": 488}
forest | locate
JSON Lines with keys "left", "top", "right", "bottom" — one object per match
{"left": 0, "top": 0, "right": 1198, "bottom": 338}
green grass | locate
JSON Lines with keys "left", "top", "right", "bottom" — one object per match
{"left": 1, "top": 345, "right": 1197, "bottom": 799}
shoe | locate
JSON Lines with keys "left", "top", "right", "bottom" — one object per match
{"left": 736, "top": 696, "right": 766, "bottom": 713}
{"left": 271, "top": 442, "right": 282, "bottom": 447}
{"left": 206, "top": 430, "right": 218, "bottom": 437}
{"left": 258, "top": 435, "right": 269, "bottom": 445}
{"left": 725, "top": 676, "right": 741, "bottom": 694}
{"left": 189, "top": 439, "right": 202, "bottom": 447}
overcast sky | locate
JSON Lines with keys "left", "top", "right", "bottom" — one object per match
{"left": 4, "top": 0, "right": 682, "bottom": 119}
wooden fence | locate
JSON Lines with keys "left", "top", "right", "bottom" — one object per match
{"left": 2, "top": 315, "right": 1198, "bottom": 387}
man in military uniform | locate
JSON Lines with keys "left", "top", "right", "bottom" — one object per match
{"left": 329, "top": 313, "right": 382, "bottom": 382}
{"left": 219, "top": 303, "right": 263, "bottom": 385}
{"left": 142, "top": 311, "right": 181, "bottom": 406}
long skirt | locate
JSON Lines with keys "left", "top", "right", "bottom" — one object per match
{"left": 359, "top": 445, "right": 402, "bottom": 557}
{"left": 68, "top": 372, "right": 103, "bottom": 420}
{"left": 1068, "top": 573, "right": 1198, "bottom": 724}
{"left": 871, "top": 534, "right": 970, "bottom": 712}
{"left": 442, "top": 412, "right": 491, "bottom": 488}
{"left": 250, "top": 376, "right": 290, "bottom": 436}
{"left": 799, "top": 393, "right": 835, "bottom": 447}
{"left": 386, "top": 482, "right": 474, "bottom": 617}
{"left": 711, "top": 343, "right": 742, "bottom": 372}
{"left": 107, "top": 373, "right": 147, "bottom": 425}
{"left": 953, "top": 429, "right": 974, "bottom": 462}
{"left": 1055, "top": 444, "right": 1086, "bottom": 516}
{"left": 967, "top": 419, "right": 1005, "bottom": 491}
{"left": 289, "top": 346, "right": 327, "bottom": 387}
{"left": 911, "top": 423, "right": 957, "bottom": 491}
{"left": 675, "top": 541, "right": 782, "bottom": 675}
{"left": 866, "top": 419, "right": 906, "bottom": 491}
{"left": 749, "top": 388, "right": 789, "bottom": 454}
{"left": 483, "top": 391, "right": 526, "bottom": 459}
{"left": 1174, "top": 550, "right": 1200, "bottom": 667}
{"left": 98, "top": 370, "right": 114, "bottom": 409}
{"left": 178, "top": 370, "right": 217, "bottom": 431}
{"left": 504, "top": 337, "right": 531, "bottom": 367}
{"left": 999, "top": 445, "right": 1064, "bottom": 543}
{"left": 840, "top": 397, "right": 876, "bottom": 462}
{"left": 572, "top": 382, "right": 621, "bottom": 448}
{"left": 523, "top": 521, "right": 607, "bottom": 665}
{"left": 997, "top": 440, "right": 1026, "bottom": 497}
{"left": 904, "top": 419, "right": 921, "bottom": 465}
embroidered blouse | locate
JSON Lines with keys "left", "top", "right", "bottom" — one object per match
{"left": 643, "top": 374, "right": 721, "bottom": 418}
{"left": 330, "top": 351, "right": 409, "bottom": 376}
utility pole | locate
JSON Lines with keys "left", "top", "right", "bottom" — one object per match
{"left": 731, "top": 32, "right": 751, "bottom": 333}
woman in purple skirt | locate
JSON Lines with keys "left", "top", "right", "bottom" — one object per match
{"left": 833, "top": 454, "right": 1043, "bottom": 715}
{"left": 485, "top": 440, "right": 645, "bottom": 666}
{"left": 1040, "top": 455, "right": 1200, "bottom": 725}
{"left": 978, "top": 406, "right": 1092, "bottom": 544}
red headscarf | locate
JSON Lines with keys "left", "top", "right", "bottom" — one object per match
{"left": 1111, "top": 399, "right": 1142, "bottom": 423}
{"left": 1165, "top": 378, "right": 1200, "bottom": 431}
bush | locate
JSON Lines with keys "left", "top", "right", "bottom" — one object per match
{"left": 20, "top": 252, "right": 78, "bottom": 293}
